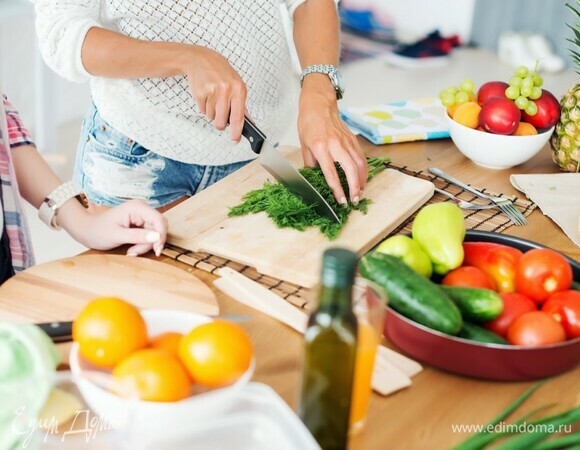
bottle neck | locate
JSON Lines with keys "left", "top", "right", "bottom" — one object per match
{"left": 317, "top": 284, "right": 353, "bottom": 316}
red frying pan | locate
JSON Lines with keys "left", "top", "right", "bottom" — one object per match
{"left": 383, "top": 231, "right": 580, "bottom": 381}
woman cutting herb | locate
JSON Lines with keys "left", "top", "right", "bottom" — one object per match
{"left": 32, "top": 0, "right": 367, "bottom": 211}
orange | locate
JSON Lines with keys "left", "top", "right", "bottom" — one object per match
{"left": 453, "top": 102, "right": 482, "bottom": 129}
{"left": 73, "top": 297, "right": 148, "bottom": 368}
{"left": 447, "top": 104, "right": 459, "bottom": 118}
{"left": 112, "top": 349, "right": 191, "bottom": 402}
{"left": 512, "top": 122, "right": 538, "bottom": 136}
{"left": 178, "top": 321, "right": 253, "bottom": 388}
{"left": 150, "top": 332, "right": 183, "bottom": 358}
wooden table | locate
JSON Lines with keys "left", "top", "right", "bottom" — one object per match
{"left": 7, "top": 136, "right": 580, "bottom": 449}
{"left": 195, "top": 138, "right": 576, "bottom": 450}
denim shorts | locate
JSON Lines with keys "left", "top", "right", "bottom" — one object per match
{"left": 74, "top": 102, "right": 251, "bottom": 208}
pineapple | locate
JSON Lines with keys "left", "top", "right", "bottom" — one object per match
{"left": 550, "top": 0, "right": 580, "bottom": 172}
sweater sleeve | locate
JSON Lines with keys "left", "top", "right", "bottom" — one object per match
{"left": 283, "top": 0, "right": 339, "bottom": 18}
{"left": 31, "top": 0, "right": 102, "bottom": 83}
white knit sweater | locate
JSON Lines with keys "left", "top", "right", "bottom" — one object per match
{"left": 32, "top": 0, "right": 314, "bottom": 165}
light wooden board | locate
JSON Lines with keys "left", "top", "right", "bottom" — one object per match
{"left": 0, "top": 254, "right": 219, "bottom": 323}
{"left": 165, "top": 147, "right": 434, "bottom": 287}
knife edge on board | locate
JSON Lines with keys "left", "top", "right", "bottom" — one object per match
{"left": 240, "top": 117, "right": 341, "bottom": 224}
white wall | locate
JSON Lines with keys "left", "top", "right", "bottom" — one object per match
{"left": 0, "top": 1, "right": 91, "bottom": 145}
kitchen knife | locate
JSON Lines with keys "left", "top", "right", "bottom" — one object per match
{"left": 240, "top": 118, "right": 341, "bottom": 223}
{"left": 36, "top": 314, "right": 253, "bottom": 343}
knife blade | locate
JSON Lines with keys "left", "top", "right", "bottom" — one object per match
{"left": 36, "top": 314, "right": 253, "bottom": 343}
{"left": 241, "top": 118, "right": 341, "bottom": 223}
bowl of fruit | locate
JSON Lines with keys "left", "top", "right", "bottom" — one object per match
{"left": 361, "top": 204, "right": 580, "bottom": 381}
{"left": 69, "top": 300, "right": 255, "bottom": 432}
{"left": 440, "top": 67, "right": 560, "bottom": 169}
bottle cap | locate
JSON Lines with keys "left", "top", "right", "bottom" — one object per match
{"left": 321, "top": 248, "right": 358, "bottom": 288}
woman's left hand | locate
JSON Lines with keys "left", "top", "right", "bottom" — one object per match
{"left": 68, "top": 200, "right": 168, "bottom": 256}
{"left": 297, "top": 76, "right": 367, "bottom": 206}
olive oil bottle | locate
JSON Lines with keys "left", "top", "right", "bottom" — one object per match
{"left": 299, "top": 248, "right": 358, "bottom": 450}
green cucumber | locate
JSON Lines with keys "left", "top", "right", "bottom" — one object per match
{"left": 440, "top": 286, "right": 503, "bottom": 322}
{"left": 459, "top": 322, "right": 508, "bottom": 345}
{"left": 359, "top": 252, "right": 462, "bottom": 335}
{"left": 572, "top": 281, "right": 580, "bottom": 292}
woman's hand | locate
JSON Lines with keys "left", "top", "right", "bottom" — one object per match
{"left": 181, "top": 46, "right": 247, "bottom": 143}
{"left": 64, "top": 200, "right": 168, "bottom": 256}
{"left": 298, "top": 75, "right": 367, "bottom": 205}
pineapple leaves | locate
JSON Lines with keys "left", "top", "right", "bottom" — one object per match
{"left": 565, "top": 1, "right": 580, "bottom": 74}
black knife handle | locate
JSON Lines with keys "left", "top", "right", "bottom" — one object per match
{"left": 241, "top": 117, "right": 266, "bottom": 155}
{"left": 37, "top": 321, "right": 73, "bottom": 343}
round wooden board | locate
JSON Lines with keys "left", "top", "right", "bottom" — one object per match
{"left": 0, "top": 254, "right": 219, "bottom": 323}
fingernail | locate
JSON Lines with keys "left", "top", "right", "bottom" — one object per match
{"left": 146, "top": 231, "right": 161, "bottom": 243}
{"left": 127, "top": 252, "right": 138, "bottom": 257}
{"left": 340, "top": 197, "right": 348, "bottom": 206}
{"left": 353, "top": 196, "right": 360, "bottom": 206}
{"left": 155, "top": 246, "right": 163, "bottom": 257}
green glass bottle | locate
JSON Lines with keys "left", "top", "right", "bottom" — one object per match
{"left": 299, "top": 248, "right": 358, "bottom": 450}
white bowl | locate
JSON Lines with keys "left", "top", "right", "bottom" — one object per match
{"left": 446, "top": 114, "right": 554, "bottom": 169}
{"left": 69, "top": 310, "right": 255, "bottom": 433}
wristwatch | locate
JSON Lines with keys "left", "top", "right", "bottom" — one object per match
{"left": 300, "top": 65, "right": 345, "bottom": 100}
{"left": 38, "top": 181, "right": 89, "bottom": 230}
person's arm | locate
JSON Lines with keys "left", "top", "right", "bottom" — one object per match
{"left": 11, "top": 145, "right": 167, "bottom": 256}
{"left": 292, "top": 0, "right": 367, "bottom": 204}
{"left": 32, "top": 0, "right": 246, "bottom": 142}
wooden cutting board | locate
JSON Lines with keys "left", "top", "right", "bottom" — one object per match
{"left": 165, "top": 147, "right": 434, "bottom": 287}
{"left": 0, "top": 254, "right": 219, "bottom": 323}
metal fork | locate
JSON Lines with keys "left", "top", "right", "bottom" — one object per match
{"left": 434, "top": 188, "right": 499, "bottom": 211}
{"left": 428, "top": 168, "right": 528, "bottom": 225}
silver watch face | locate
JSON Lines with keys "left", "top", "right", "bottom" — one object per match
{"left": 331, "top": 69, "right": 345, "bottom": 99}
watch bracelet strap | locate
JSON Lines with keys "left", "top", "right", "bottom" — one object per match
{"left": 38, "top": 181, "right": 85, "bottom": 230}
{"left": 300, "top": 64, "right": 335, "bottom": 87}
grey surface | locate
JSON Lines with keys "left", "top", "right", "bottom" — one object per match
{"left": 470, "top": 0, "right": 575, "bottom": 67}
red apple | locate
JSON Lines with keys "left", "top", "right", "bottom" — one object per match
{"left": 477, "top": 81, "right": 509, "bottom": 106}
{"left": 521, "top": 90, "right": 560, "bottom": 131}
{"left": 479, "top": 97, "right": 521, "bottom": 135}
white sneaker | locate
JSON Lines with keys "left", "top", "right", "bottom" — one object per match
{"left": 498, "top": 32, "right": 536, "bottom": 69}
{"left": 526, "top": 34, "right": 566, "bottom": 73}
{"left": 498, "top": 31, "right": 536, "bottom": 67}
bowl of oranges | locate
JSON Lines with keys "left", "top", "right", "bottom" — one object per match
{"left": 440, "top": 66, "right": 559, "bottom": 169}
{"left": 69, "top": 297, "right": 255, "bottom": 431}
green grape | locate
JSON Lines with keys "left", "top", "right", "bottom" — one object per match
{"left": 529, "top": 87, "right": 542, "bottom": 100}
{"left": 509, "top": 76, "right": 522, "bottom": 88}
{"left": 505, "top": 86, "right": 520, "bottom": 99}
{"left": 532, "top": 73, "right": 543, "bottom": 87}
{"left": 438, "top": 91, "right": 445, "bottom": 100}
{"left": 459, "top": 79, "right": 475, "bottom": 93}
{"left": 455, "top": 91, "right": 469, "bottom": 105}
{"left": 441, "top": 93, "right": 455, "bottom": 107}
{"left": 521, "top": 77, "right": 534, "bottom": 89}
{"left": 444, "top": 85, "right": 459, "bottom": 94}
{"left": 515, "top": 66, "right": 529, "bottom": 77}
{"left": 515, "top": 96, "right": 529, "bottom": 109}
{"left": 520, "top": 86, "right": 532, "bottom": 97}
{"left": 525, "top": 101, "right": 538, "bottom": 116}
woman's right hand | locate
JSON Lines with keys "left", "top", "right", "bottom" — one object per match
{"left": 182, "top": 46, "right": 247, "bottom": 143}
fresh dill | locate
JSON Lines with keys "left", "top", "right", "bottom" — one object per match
{"left": 228, "top": 157, "right": 390, "bottom": 240}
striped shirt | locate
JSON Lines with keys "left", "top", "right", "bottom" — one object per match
{"left": 0, "top": 93, "right": 35, "bottom": 274}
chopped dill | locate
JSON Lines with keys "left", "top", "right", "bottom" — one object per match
{"left": 228, "top": 157, "right": 390, "bottom": 240}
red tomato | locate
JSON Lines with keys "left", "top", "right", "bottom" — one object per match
{"left": 507, "top": 311, "right": 566, "bottom": 346}
{"left": 542, "top": 290, "right": 580, "bottom": 339}
{"left": 483, "top": 292, "right": 537, "bottom": 338}
{"left": 441, "top": 266, "right": 496, "bottom": 290}
{"left": 515, "top": 249, "right": 573, "bottom": 304}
